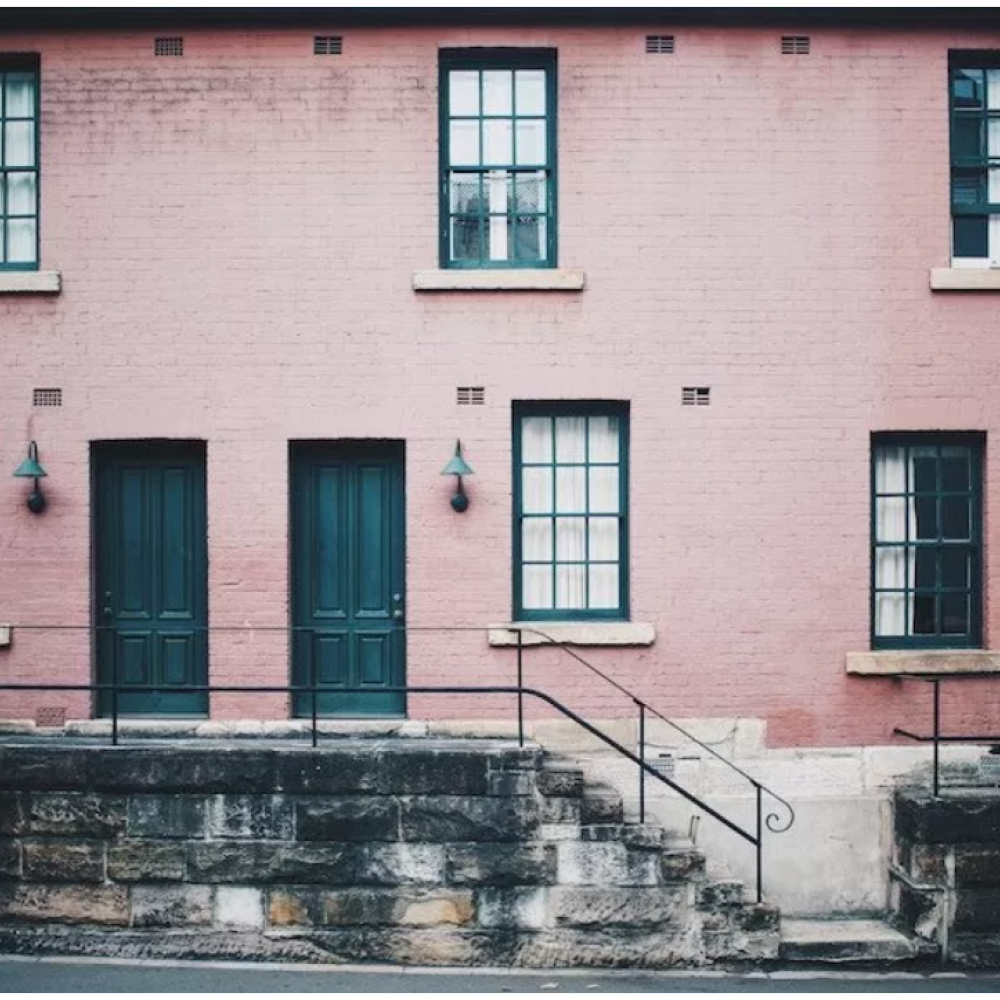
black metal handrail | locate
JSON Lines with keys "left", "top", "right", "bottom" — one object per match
{"left": 0, "top": 621, "right": 795, "bottom": 900}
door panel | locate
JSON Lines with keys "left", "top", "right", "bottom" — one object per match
{"left": 95, "top": 443, "right": 208, "bottom": 716}
{"left": 291, "top": 442, "right": 405, "bottom": 717}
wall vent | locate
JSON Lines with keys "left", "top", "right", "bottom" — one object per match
{"left": 780, "top": 35, "right": 811, "bottom": 56}
{"left": 645, "top": 35, "right": 675, "bottom": 55}
{"left": 682, "top": 387, "right": 711, "bottom": 407}
{"left": 34, "top": 706, "right": 67, "bottom": 729}
{"left": 314, "top": 36, "right": 344, "bottom": 56}
{"left": 154, "top": 37, "right": 184, "bottom": 57}
{"left": 457, "top": 386, "right": 486, "bottom": 406}
{"left": 33, "top": 388, "right": 62, "bottom": 408}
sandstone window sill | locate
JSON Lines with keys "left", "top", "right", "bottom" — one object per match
{"left": 929, "top": 269, "right": 1000, "bottom": 291}
{"left": 488, "top": 622, "right": 655, "bottom": 648}
{"left": 0, "top": 271, "right": 61, "bottom": 294}
{"left": 413, "top": 268, "right": 585, "bottom": 292}
{"left": 847, "top": 651, "right": 1000, "bottom": 677}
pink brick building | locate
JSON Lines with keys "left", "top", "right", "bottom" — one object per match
{"left": 2, "top": 8, "right": 1000, "bottom": 774}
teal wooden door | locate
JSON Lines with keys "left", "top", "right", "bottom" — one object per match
{"left": 291, "top": 442, "right": 406, "bottom": 718}
{"left": 94, "top": 443, "right": 208, "bottom": 716}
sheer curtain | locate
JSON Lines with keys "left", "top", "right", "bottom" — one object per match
{"left": 874, "top": 447, "right": 916, "bottom": 637}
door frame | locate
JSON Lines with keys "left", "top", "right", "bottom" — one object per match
{"left": 91, "top": 439, "right": 209, "bottom": 718}
{"left": 288, "top": 439, "right": 407, "bottom": 719}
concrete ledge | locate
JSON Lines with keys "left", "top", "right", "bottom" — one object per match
{"left": 413, "top": 269, "right": 585, "bottom": 292}
{"left": 0, "top": 271, "right": 61, "bottom": 294}
{"left": 930, "top": 268, "right": 1000, "bottom": 291}
{"left": 847, "top": 651, "right": 1000, "bottom": 676}
{"left": 488, "top": 623, "right": 655, "bottom": 648}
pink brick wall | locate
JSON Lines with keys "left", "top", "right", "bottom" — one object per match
{"left": 2, "top": 24, "right": 1000, "bottom": 746}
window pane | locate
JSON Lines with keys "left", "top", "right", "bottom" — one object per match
{"left": 449, "top": 120, "right": 480, "bottom": 167}
{"left": 449, "top": 70, "right": 480, "bottom": 116}
{"left": 523, "top": 518, "right": 553, "bottom": 562}
{"left": 875, "top": 547, "right": 910, "bottom": 590}
{"left": 941, "top": 497, "right": 970, "bottom": 540}
{"left": 556, "top": 565, "right": 586, "bottom": 609}
{"left": 6, "top": 172, "right": 36, "bottom": 215}
{"left": 941, "top": 593, "right": 970, "bottom": 635}
{"left": 915, "top": 550, "right": 936, "bottom": 589}
{"left": 522, "top": 467, "right": 553, "bottom": 514}
{"left": 450, "top": 174, "right": 481, "bottom": 214}
{"left": 913, "top": 594, "right": 937, "bottom": 634}
{"left": 516, "top": 70, "right": 546, "bottom": 115}
{"left": 510, "top": 216, "right": 544, "bottom": 263}
{"left": 913, "top": 452, "right": 937, "bottom": 492}
{"left": 483, "top": 70, "right": 513, "bottom": 115}
{"left": 589, "top": 517, "right": 619, "bottom": 561}
{"left": 941, "top": 548, "right": 970, "bottom": 589}
{"left": 589, "top": 565, "right": 619, "bottom": 610}
{"left": 5, "top": 73, "right": 34, "bottom": 117}
{"left": 523, "top": 565, "right": 553, "bottom": 609}
{"left": 483, "top": 119, "right": 513, "bottom": 164}
{"left": 512, "top": 171, "right": 545, "bottom": 213}
{"left": 954, "top": 216, "right": 989, "bottom": 257}
{"left": 941, "top": 449, "right": 971, "bottom": 492}
{"left": 556, "top": 467, "right": 586, "bottom": 513}
{"left": 990, "top": 118, "right": 1000, "bottom": 159}
{"left": 953, "top": 170, "right": 987, "bottom": 206}
{"left": 7, "top": 218, "right": 35, "bottom": 263}
{"left": 954, "top": 116, "right": 985, "bottom": 160}
{"left": 875, "top": 593, "right": 908, "bottom": 637}
{"left": 953, "top": 69, "right": 984, "bottom": 109}
{"left": 589, "top": 467, "right": 619, "bottom": 514}
{"left": 556, "top": 517, "right": 585, "bottom": 561}
{"left": 988, "top": 69, "right": 1000, "bottom": 111}
{"left": 555, "top": 417, "right": 586, "bottom": 463}
{"left": 515, "top": 119, "right": 547, "bottom": 166}
{"left": 914, "top": 496, "right": 938, "bottom": 540}
{"left": 3, "top": 121, "right": 35, "bottom": 168}
{"left": 874, "top": 447, "right": 907, "bottom": 493}
{"left": 0, "top": 221, "right": 5, "bottom": 263}
{"left": 450, "top": 216, "right": 481, "bottom": 262}
{"left": 589, "top": 417, "right": 619, "bottom": 463}
{"left": 876, "top": 497, "right": 908, "bottom": 543}
{"left": 522, "top": 417, "right": 553, "bottom": 462}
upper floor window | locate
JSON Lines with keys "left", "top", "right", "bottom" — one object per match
{"left": 0, "top": 56, "right": 38, "bottom": 270}
{"left": 440, "top": 50, "right": 556, "bottom": 269}
{"left": 872, "top": 434, "right": 983, "bottom": 649}
{"left": 950, "top": 53, "right": 1000, "bottom": 266}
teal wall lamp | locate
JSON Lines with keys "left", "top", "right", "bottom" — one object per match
{"left": 441, "top": 440, "right": 474, "bottom": 513}
{"left": 13, "top": 440, "right": 47, "bottom": 514}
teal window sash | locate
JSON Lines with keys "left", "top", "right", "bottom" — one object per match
{"left": 0, "top": 54, "right": 40, "bottom": 270}
{"left": 871, "top": 433, "right": 983, "bottom": 650}
{"left": 513, "top": 402, "right": 629, "bottom": 622}
{"left": 439, "top": 49, "right": 557, "bottom": 270}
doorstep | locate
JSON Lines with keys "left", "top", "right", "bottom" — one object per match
{"left": 780, "top": 918, "right": 920, "bottom": 964}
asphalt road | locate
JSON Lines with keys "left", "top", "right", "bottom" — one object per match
{"left": 2, "top": 959, "right": 1000, "bottom": 993}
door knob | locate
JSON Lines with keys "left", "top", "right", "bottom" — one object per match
{"left": 393, "top": 609, "right": 404, "bottom": 621}
{"left": 101, "top": 591, "right": 113, "bottom": 618}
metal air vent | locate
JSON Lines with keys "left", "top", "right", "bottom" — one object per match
{"left": 682, "top": 387, "right": 711, "bottom": 407}
{"left": 457, "top": 387, "right": 486, "bottom": 406}
{"left": 154, "top": 37, "right": 184, "bottom": 57}
{"left": 33, "top": 388, "right": 62, "bottom": 408}
{"left": 645, "top": 35, "right": 675, "bottom": 55}
{"left": 780, "top": 36, "right": 811, "bottom": 56}
{"left": 314, "top": 36, "right": 343, "bottom": 56}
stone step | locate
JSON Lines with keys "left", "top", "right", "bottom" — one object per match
{"left": 780, "top": 918, "right": 919, "bottom": 964}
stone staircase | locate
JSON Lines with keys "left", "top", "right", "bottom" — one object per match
{"left": 0, "top": 739, "right": 779, "bottom": 968}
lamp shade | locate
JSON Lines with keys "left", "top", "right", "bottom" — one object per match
{"left": 441, "top": 441, "right": 474, "bottom": 478}
{"left": 14, "top": 443, "right": 46, "bottom": 479}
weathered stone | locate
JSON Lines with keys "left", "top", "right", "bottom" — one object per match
{"left": 661, "top": 848, "right": 707, "bottom": 882}
{"left": 24, "top": 793, "right": 127, "bottom": 838}
{"left": 0, "top": 792, "right": 23, "bottom": 835}
{"left": 0, "top": 748, "right": 84, "bottom": 791}
{"left": 131, "top": 885, "right": 212, "bottom": 927}
{"left": 107, "top": 843, "right": 187, "bottom": 883}
{"left": 446, "top": 843, "right": 557, "bottom": 888}
{"left": 356, "top": 844, "right": 446, "bottom": 886}
{"left": 956, "top": 847, "right": 1000, "bottom": 886}
{"left": 23, "top": 841, "right": 105, "bottom": 884}
{"left": 215, "top": 887, "right": 264, "bottom": 929}
{"left": 704, "top": 927, "right": 780, "bottom": 962}
{"left": 511, "top": 927, "right": 697, "bottom": 968}
{"left": 0, "top": 884, "right": 128, "bottom": 925}
{"left": 909, "top": 843, "right": 948, "bottom": 883}
{"left": 699, "top": 879, "right": 743, "bottom": 907}
{"left": 129, "top": 796, "right": 206, "bottom": 839}
{"left": 580, "top": 824, "right": 666, "bottom": 848}
{"left": 400, "top": 797, "right": 538, "bottom": 843}
{"left": 536, "top": 767, "right": 583, "bottom": 798}
{"left": 476, "top": 888, "right": 547, "bottom": 929}
{"left": 487, "top": 771, "right": 535, "bottom": 797}
{"left": 207, "top": 795, "right": 293, "bottom": 841}
{"left": 274, "top": 751, "right": 376, "bottom": 795}
{"left": 550, "top": 887, "right": 688, "bottom": 928}
{"left": 0, "top": 840, "right": 21, "bottom": 880}
{"left": 556, "top": 842, "right": 659, "bottom": 887}
{"left": 540, "top": 797, "right": 580, "bottom": 825}
{"left": 267, "top": 888, "right": 474, "bottom": 928}
{"left": 94, "top": 748, "right": 276, "bottom": 794}
{"left": 188, "top": 842, "right": 355, "bottom": 885}
{"left": 955, "top": 888, "right": 1000, "bottom": 932}
{"left": 895, "top": 791, "right": 1000, "bottom": 845}
{"left": 376, "top": 751, "right": 490, "bottom": 796}
{"left": 268, "top": 889, "right": 313, "bottom": 927}
{"left": 579, "top": 791, "right": 624, "bottom": 825}
{"left": 296, "top": 798, "right": 399, "bottom": 842}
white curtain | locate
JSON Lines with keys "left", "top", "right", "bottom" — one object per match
{"left": 874, "top": 447, "right": 916, "bottom": 637}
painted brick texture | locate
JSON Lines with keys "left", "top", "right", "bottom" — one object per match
{"left": 1, "top": 25, "right": 1000, "bottom": 746}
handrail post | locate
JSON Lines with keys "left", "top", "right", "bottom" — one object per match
{"left": 516, "top": 629, "right": 524, "bottom": 749}
{"left": 637, "top": 701, "right": 646, "bottom": 824}
{"left": 310, "top": 634, "right": 319, "bottom": 750}
{"left": 933, "top": 678, "right": 941, "bottom": 797}
{"left": 755, "top": 782, "right": 763, "bottom": 903}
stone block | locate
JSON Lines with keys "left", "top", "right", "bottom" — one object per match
{"left": 268, "top": 888, "right": 474, "bottom": 928}
{"left": 128, "top": 796, "right": 206, "bottom": 839}
{"left": 549, "top": 887, "right": 688, "bottom": 928}
{"left": 555, "top": 842, "right": 659, "bottom": 887}
{"left": 295, "top": 798, "right": 399, "bottom": 842}
{"left": 580, "top": 792, "right": 624, "bottom": 825}
{"left": 511, "top": 927, "right": 696, "bottom": 968}
{"left": 188, "top": 842, "right": 357, "bottom": 885}
{"left": 0, "top": 840, "right": 20, "bottom": 880}
{"left": 376, "top": 750, "right": 490, "bottom": 796}
{"left": 23, "top": 841, "right": 105, "bottom": 884}
{"left": 0, "top": 793, "right": 23, "bottom": 835}
{"left": 895, "top": 791, "right": 1000, "bottom": 845}
{"left": 0, "top": 748, "right": 83, "bottom": 792}
{"left": 446, "top": 843, "right": 557, "bottom": 888}
{"left": 661, "top": 848, "right": 707, "bottom": 882}
{"left": 274, "top": 751, "right": 376, "bottom": 795}
{"left": 540, "top": 797, "right": 580, "bottom": 825}
{"left": 908, "top": 844, "right": 948, "bottom": 883}
{"left": 955, "top": 888, "right": 1000, "bottom": 932}
{"left": 476, "top": 888, "right": 548, "bottom": 929}
{"left": 400, "top": 797, "right": 538, "bottom": 843}
{"left": 94, "top": 748, "right": 276, "bottom": 794}
{"left": 355, "top": 844, "right": 446, "bottom": 887}
{"left": 24, "top": 793, "right": 127, "bottom": 837}
{"left": 955, "top": 847, "right": 1000, "bottom": 886}
{"left": 131, "top": 885, "right": 212, "bottom": 927}
{"left": 0, "top": 884, "right": 129, "bottom": 925}
{"left": 107, "top": 843, "right": 187, "bottom": 883}
{"left": 487, "top": 771, "right": 535, "bottom": 797}
{"left": 207, "top": 795, "right": 293, "bottom": 840}
{"left": 580, "top": 824, "right": 666, "bottom": 848}
{"left": 215, "top": 887, "right": 264, "bottom": 929}
{"left": 536, "top": 767, "right": 584, "bottom": 798}
{"left": 699, "top": 879, "right": 743, "bottom": 907}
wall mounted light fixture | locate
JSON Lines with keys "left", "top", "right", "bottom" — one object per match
{"left": 13, "top": 441, "right": 47, "bottom": 514}
{"left": 441, "top": 440, "right": 474, "bottom": 513}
